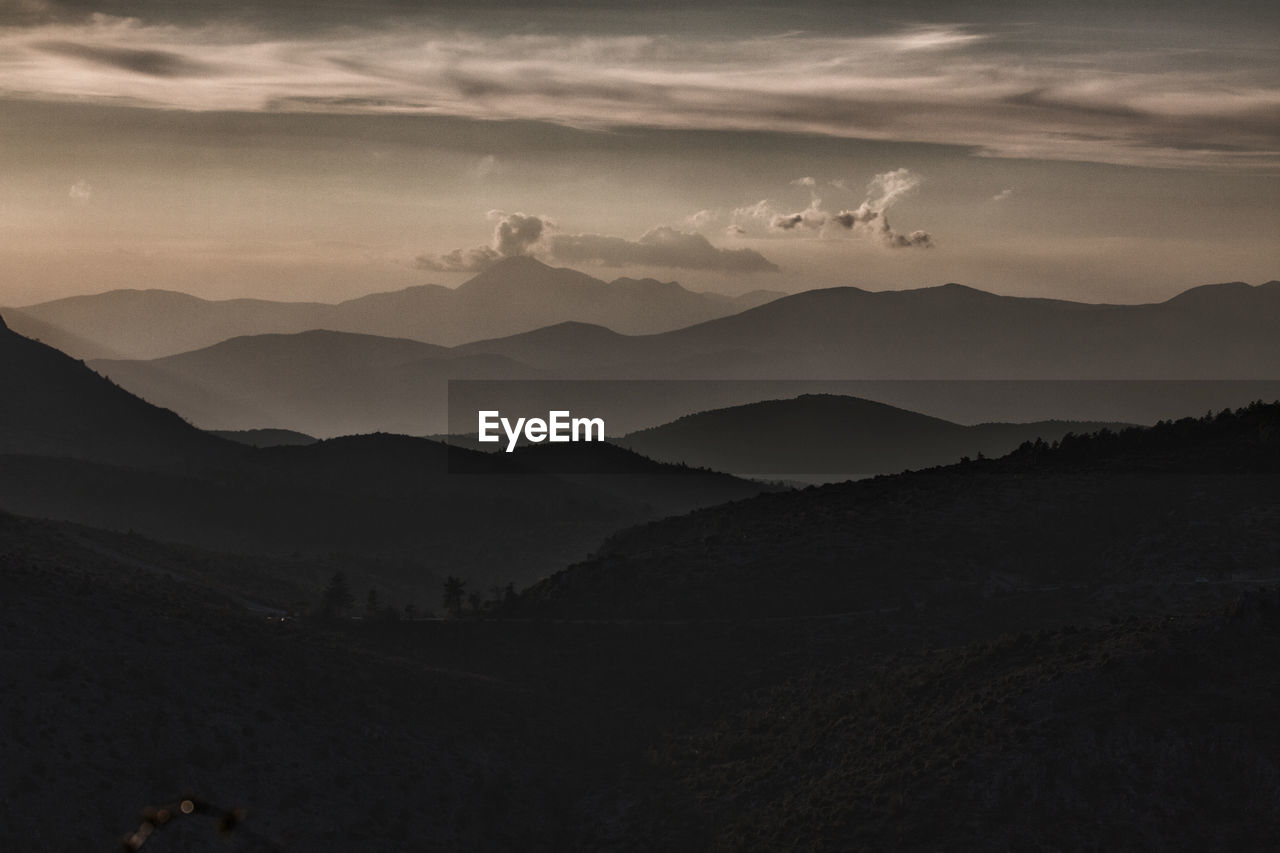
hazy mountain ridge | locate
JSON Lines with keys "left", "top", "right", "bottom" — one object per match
{"left": 83, "top": 275, "right": 1280, "bottom": 438}
{"left": 617, "top": 393, "right": 1133, "bottom": 474}
{"left": 89, "top": 330, "right": 536, "bottom": 436}
{"left": 5, "top": 257, "right": 784, "bottom": 359}
{"left": 455, "top": 278, "right": 1280, "bottom": 378}
{"left": 0, "top": 319, "right": 769, "bottom": 597}
{"left": 210, "top": 428, "right": 318, "bottom": 447}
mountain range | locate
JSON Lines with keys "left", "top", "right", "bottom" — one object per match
{"left": 3, "top": 256, "right": 782, "bottom": 359}
{"left": 616, "top": 394, "right": 1132, "bottom": 475}
{"left": 518, "top": 401, "right": 1280, "bottom": 620}
{"left": 451, "top": 277, "right": 1280, "bottom": 378}
{"left": 79, "top": 271, "right": 1280, "bottom": 438}
{"left": 4, "top": 294, "right": 1280, "bottom": 850}
{"left": 0, "top": 315, "right": 767, "bottom": 598}
{"left": 92, "top": 330, "right": 544, "bottom": 436}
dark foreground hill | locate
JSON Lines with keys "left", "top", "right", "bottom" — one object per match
{"left": 0, "top": 433, "right": 766, "bottom": 601}
{"left": 3, "top": 506, "right": 1278, "bottom": 850}
{"left": 0, "top": 510, "right": 581, "bottom": 851}
{"left": 618, "top": 592, "right": 1280, "bottom": 851}
{"left": 0, "top": 313, "right": 239, "bottom": 469}
{"left": 618, "top": 393, "right": 1130, "bottom": 474}
{"left": 3, "top": 403, "right": 1280, "bottom": 849}
{"left": 519, "top": 402, "right": 1280, "bottom": 619}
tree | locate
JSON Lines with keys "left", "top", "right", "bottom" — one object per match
{"left": 319, "top": 571, "right": 355, "bottom": 619}
{"left": 365, "top": 587, "right": 380, "bottom": 619}
{"left": 442, "top": 576, "right": 465, "bottom": 617}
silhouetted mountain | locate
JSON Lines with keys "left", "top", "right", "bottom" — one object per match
{"left": 6, "top": 494, "right": 1279, "bottom": 851}
{"left": 6, "top": 257, "right": 782, "bottom": 358}
{"left": 457, "top": 279, "right": 1280, "bottom": 378}
{"left": 0, "top": 508, "right": 585, "bottom": 851}
{"left": 518, "top": 402, "right": 1280, "bottom": 619}
{"left": 0, "top": 312, "right": 238, "bottom": 468}
{"left": 0, "top": 435, "right": 765, "bottom": 600}
{"left": 618, "top": 394, "right": 1131, "bottom": 474}
{"left": 5, "top": 385, "right": 1279, "bottom": 850}
{"left": 505, "top": 440, "right": 784, "bottom": 514}
{"left": 209, "top": 428, "right": 318, "bottom": 447}
{"left": 0, "top": 320, "right": 767, "bottom": 596}
{"left": 91, "top": 330, "right": 544, "bottom": 436}
{"left": 619, "top": 593, "right": 1280, "bottom": 851}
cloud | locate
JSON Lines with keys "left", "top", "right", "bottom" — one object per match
{"left": 488, "top": 210, "right": 544, "bottom": 257}
{"left": 548, "top": 227, "right": 778, "bottom": 273}
{"left": 683, "top": 209, "right": 718, "bottom": 229}
{"left": 414, "top": 246, "right": 500, "bottom": 273}
{"left": 865, "top": 167, "right": 922, "bottom": 209}
{"left": 36, "top": 40, "right": 219, "bottom": 78}
{"left": 790, "top": 176, "right": 816, "bottom": 188}
{"left": 990, "top": 187, "right": 1015, "bottom": 202}
{"left": 732, "top": 199, "right": 777, "bottom": 227}
{"left": 884, "top": 229, "right": 933, "bottom": 248}
{"left": 830, "top": 168, "right": 932, "bottom": 249}
{"left": 770, "top": 197, "right": 826, "bottom": 231}
{"left": 0, "top": 18, "right": 1274, "bottom": 169}
{"left": 68, "top": 179, "right": 91, "bottom": 200}
{"left": 732, "top": 169, "right": 932, "bottom": 248}
{"left": 415, "top": 211, "right": 547, "bottom": 272}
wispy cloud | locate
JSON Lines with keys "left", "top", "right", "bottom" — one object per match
{"left": 990, "top": 187, "right": 1014, "bottom": 202}
{"left": 35, "top": 40, "right": 220, "bottom": 77}
{"left": 1, "top": 18, "right": 1276, "bottom": 169}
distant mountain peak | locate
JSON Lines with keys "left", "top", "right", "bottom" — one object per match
{"left": 458, "top": 255, "right": 603, "bottom": 292}
{"left": 1162, "top": 281, "right": 1260, "bottom": 306}
{"left": 490, "top": 255, "right": 549, "bottom": 270}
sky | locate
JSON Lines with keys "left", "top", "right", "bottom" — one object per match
{"left": 0, "top": 0, "right": 1277, "bottom": 306}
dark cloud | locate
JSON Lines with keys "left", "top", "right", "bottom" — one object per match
{"left": 36, "top": 40, "right": 218, "bottom": 78}
{"left": 548, "top": 226, "right": 778, "bottom": 273}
